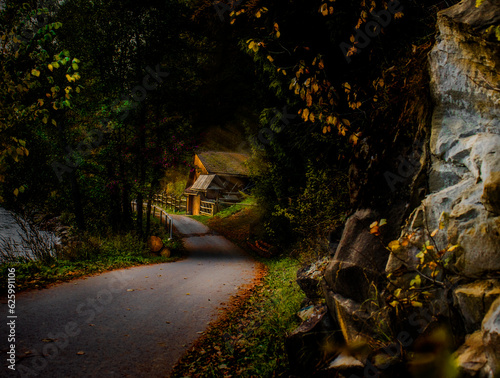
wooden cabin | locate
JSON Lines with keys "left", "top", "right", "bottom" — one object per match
{"left": 184, "top": 151, "right": 250, "bottom": 215}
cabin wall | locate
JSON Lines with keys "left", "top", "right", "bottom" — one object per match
{"left": 187, "top": 195, "right": 202, "bottom": 215}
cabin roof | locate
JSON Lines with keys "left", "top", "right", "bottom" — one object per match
{"left": 189, "top": 174, "right": 224, "bottom": 191}
{"left": 197, "top": 151, "right": 249, "bottom": 177}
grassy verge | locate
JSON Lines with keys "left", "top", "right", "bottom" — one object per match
{"left": 172, "top": 200, "right": 305, "bottom": 377}
{"left": 0, "top": 222, "right": 185, "bottom": 294}
{"left": 171, "top": 257, "right": 304, "bottom": 377}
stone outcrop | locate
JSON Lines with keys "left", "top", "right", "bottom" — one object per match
{"left": 288, "top": 1, "right": 500, "bottom": 376}
{"left": 424, "top": 0, "right": 500, "bottom": 276}
{"left": 483, "top": 297, "right": 500, "bottom": 376}
{"left": 323, "top": 209, "right": 389, "bottom": 304}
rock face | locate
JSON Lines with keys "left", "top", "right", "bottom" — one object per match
{"left": 454, "top": 280, "right": 500, "bottom": 333}
{"left": 287, "top": 1, "right": 500, "bottom": 376}
{"left": 323, "top": 209, "right": 389, "bottom": 304}
{"left": 483, "top": 297, "right": 500, "bottom": 376}
{"left": 424, "top": 0, "right": 500, "bottom": 276}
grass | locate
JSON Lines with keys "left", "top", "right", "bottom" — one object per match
{"left": 171, "top": 257, "right": 305, "bottom": 377}
{"left": 172, "top": 200, "right": 306, "bottom": 377}
{"left": 0, "top": 217, "right": 185, "bottom": 294}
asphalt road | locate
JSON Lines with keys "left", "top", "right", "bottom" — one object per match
{"left": 0, "top": 215, "right": 257, "bottom": 377}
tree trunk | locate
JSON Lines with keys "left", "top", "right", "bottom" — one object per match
{"left": 145, "top": 191, "right": 152, "bottom": 239}
{"left": 70, "top": 170, "right": 86, "bottom": 231}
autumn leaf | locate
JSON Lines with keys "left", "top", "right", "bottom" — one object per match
{"left": 320, "top": 3, "right": 328, "bottom": 16}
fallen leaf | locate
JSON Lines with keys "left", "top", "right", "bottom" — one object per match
{"left": 127, "top": 289, "right": 134, "bottom": 292}
{"left": 77, "top": 351, "right": 85, "bottom": 355}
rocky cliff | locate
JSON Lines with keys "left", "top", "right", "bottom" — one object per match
{"left": 287, "top": 1, "right": 500, "bottom": 376}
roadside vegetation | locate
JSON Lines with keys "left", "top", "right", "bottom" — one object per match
{"left": 0, "top": 216, "right": 184, "bottom": 294}
{"left": 171, "top": 257, "right": 304, "bottom": 377}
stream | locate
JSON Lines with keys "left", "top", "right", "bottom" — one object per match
{"left": 0, "top": 207, "right": 58, "bottom": 261}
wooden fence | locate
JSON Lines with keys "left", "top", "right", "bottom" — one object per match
{"left": 200, "top": 200, "right": 216, "bottom": 216}
{"left": 152, "top": 193, "right": 187, "bottom": 213}
{"left": 131, "top": 201, "right": 174, "bottom": 238}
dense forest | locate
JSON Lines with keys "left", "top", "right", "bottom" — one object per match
{"left": 1, "top": 0, "right": 499, "bottom": 376}
{"left": 1, "top": 0, "right": 441, "bottom": 245}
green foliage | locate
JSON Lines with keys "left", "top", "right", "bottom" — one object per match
{"left": 274, "top": 165, "right": 349, "bottom": 245}
{"left": 0, "top": 230, "right": 179, "bottom": 293}
{"left": 171, "top": 257, "right": 304, "bottom": 377}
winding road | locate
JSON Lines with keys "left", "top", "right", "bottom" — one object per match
{"left": 0, "top": 215, "right": 257, "bottom": 377}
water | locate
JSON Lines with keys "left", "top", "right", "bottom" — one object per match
{"left": 0, "top": 207, "right": 59, "bottom": 261}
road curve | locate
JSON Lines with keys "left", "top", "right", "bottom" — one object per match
{"left": 0, "top": 216, "right": 257, "bottom": 377}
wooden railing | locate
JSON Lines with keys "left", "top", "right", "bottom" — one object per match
{"left": 130, "top": 201, "right": 173, "bottom": 239}
{"left": 152, "top": 192, "right": 187, "bottom": 213}
{"left": 200, "top": 200, "right": 216, "bottom": 216}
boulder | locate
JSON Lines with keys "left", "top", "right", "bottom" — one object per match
{"left": 331, "top": 293, "right": 374, "bottom": 347}
{"left": 285, "top": 304, "right": 339, "bottom": 377}
{"left": 454, "top": 280, "right": 500, "bottom": 333}
{"left": 482, "top": 297, "right": 500, "bottom": 376}
{"left": 482, "top": 171, "right": 500, "bottom": 215}
{"left": 296, "top": 257, "right": 330, "bottom": 299}
{"left": 453, "top": 331, "right": 488, "bottom": 377}
{"left": 323, "top": 209, "right": 390, "bottom": 305}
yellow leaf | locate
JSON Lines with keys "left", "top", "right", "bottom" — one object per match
{"left": 13, "top": 188, "right": 19, "bottom": 196}
{"left": 349, "top": 133, "right": 359, "bottom": 145}
{"left": 388, "top": 240, "right": 400, "bottom": 251}
{"left": 370, "top": 221, "right": 378, "bottom": 228}
{"left": 267, "top": 55, "right": 274, "bottom": 63}
{"left": 306, "top": 93, "right": 312, "bottom": 107}
{"left": 38, "top": 99, "right": 44, "bottom": 106}
{"left": 42, "top": 117, "right": 48, "bottom": 124}
{"left": 447, "top": 245, "right": 459, "bottom": 252}
{"left": 48, "top": 64, "right": 53, "bottom": 71}
{"left": 255, "top": 11, "right": 261, "bottom": 18}
{"left": 276, "top": 31, "right": 280, "bottom": 38}
{"left": 66, "top": 74, "right": 73, "bottom": 82}
{"left": 320, "top": 3, "right": 328, "bottom": 16}
{"left": 430, "top": 229, "right": 438, "bottom": 237}
{"left": 411, "top": 301, "right": 423, "bottom": 307}
{"left": 302, "top": 108, "right": 310, "bottom": 121}
{"left": 31, "top": 69, "right": 40, "bottom": 77}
